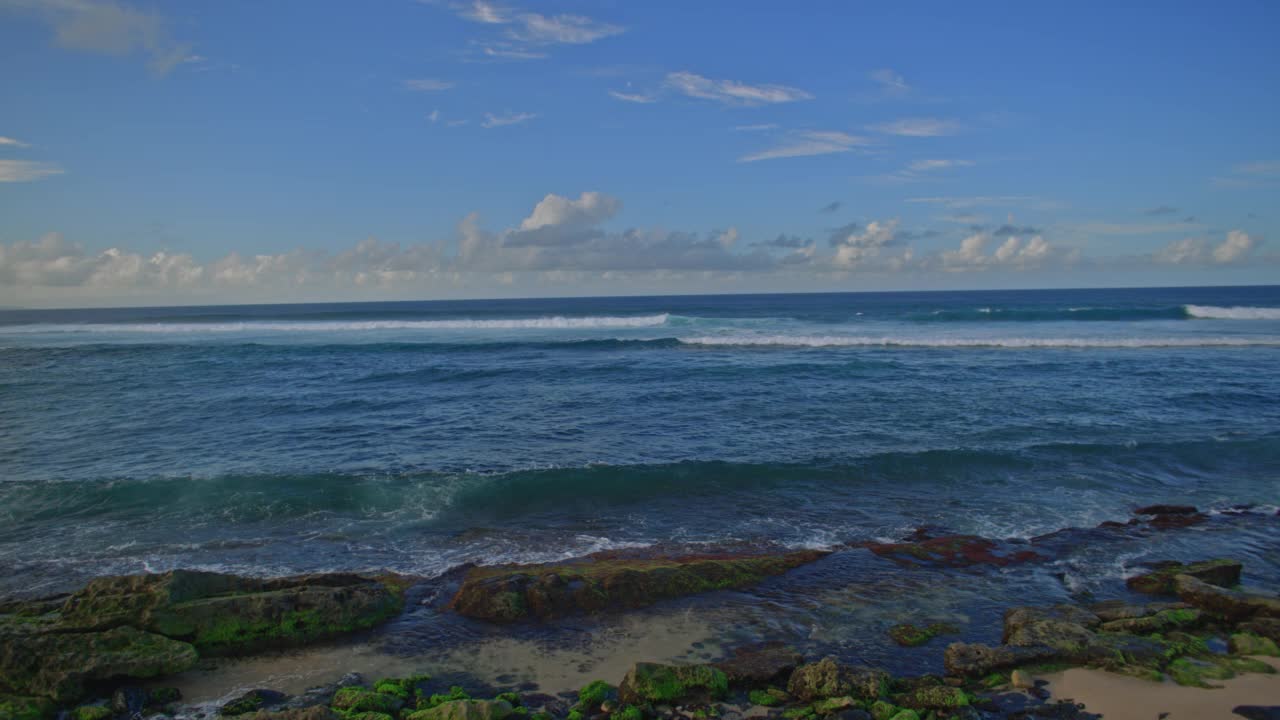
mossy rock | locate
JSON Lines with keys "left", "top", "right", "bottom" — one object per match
{"left": 1167, "top": 656, "right": 1276, "bottom": 687}
{"left": 71, "top": 706, "right": 112, "bottom": 720}
{"left": 450, "top": 550, "right": 827, "bottom": 621}
{"left": 331, "top": 687, "right": 404, "bottom": 715}
{"left": 886, "top": 623, "right": 958, "bottom": 648}
{"left": 1098, "top": 608, "right": 1201, "bottom": 635}
{"left": 787, "top": 657, "right": 888, "bottom": 702}
{"left": 1126, "top": 560, "right": 1241, "bottom": 595}
{"left": 868, "top": 702, "right": 899, "bottom": 720}
{"left": 243, "top": 710, "right": 339, "bottom": 720}
{"left": 610, "top": 706, "right": 643, "bottom": 720}
{"left": 618, "top": 663, "right": 728, "bottom": 705}
{"left": 1174, "top": 575, "right": 1280, "bottom": 621}
{"left": 405, "top": 699, "right": 514, "bottom": 720}
{"left": 574, "top": 681, "right": 615, "bottom": 712}
{"left": 1229, "top": 632, "right": 1280, "bottom": 657}
{"left": 0, "top": 696, "right": 55, "bottom": 720}
{"left": 747, "top": 688, "right": 786, "bottom": 707}
{"left": 896, "top": 686, "right": 968, "bottom": 710}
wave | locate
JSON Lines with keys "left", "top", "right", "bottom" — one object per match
{"left": 677, "top": 334, "right": 1280, "bottom": 348}
{"left": 0, "top": 314, "right": 672, "bottom": 334}
{"left": 1184, "top": 305, "right": 1280, "bottom": 320}
{"left": 917, "top": 306, "right": 1190, "bottom": 323}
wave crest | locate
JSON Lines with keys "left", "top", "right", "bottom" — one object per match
{"left": 1184, "top": 305, "right": 1280, "bottom": 320}
{"left": 678, "top": 334, "right": 1280, "bottom": 348}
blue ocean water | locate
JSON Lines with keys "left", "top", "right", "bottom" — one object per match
{"left": 2, "top": 285, "right": 1279, "bottom": 602}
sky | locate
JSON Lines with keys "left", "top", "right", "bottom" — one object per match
{"left": 0, "top": 0, "right": 1278, "bottom": 307}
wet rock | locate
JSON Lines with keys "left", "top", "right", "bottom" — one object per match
{"left": 72, "top": 704, "right": 113, "bottom": 720}
{"left": 223, "top": 689, "right": 289, "bottom": 716}
{"left": 1087, "top": 600, "right": 1189, "bottom": 622}
{"left": 831, "top": 710, "right": 871, "bottom": 720}
{"left": 1098, "top": 608, "right": 1201, "bottom": 634}
{"left": 1002, "top": 606, "right": 1100, "bottom": 649}
{"left": 1229, "top": 633, "right": 1280, "bottom": 656}
{"left": 449, "top": 550, "right": 827, "bottom": 622}
{"left": 1009, "top": 670, "right": 1034, "bottom": 689}
{"left": 886, "top": 623, "right": 958, "bottom": 648}
{"left": 406, "top": 700, "right": 514, "bottom": 720}
{"left": 861, "top": 535, "right": 1044, "bottom": 569}
{"left": 1175, "top": 575, "right": 1280, "bottom": 621}
{"left": 0, "top": 625, "right": 197, "bottom": 702}
{"left": 244, "top": 710, "right": 339, "bottom": 720}
{"left": 59, "top": 570, "right": 407, "bottom": 656}
{"left": 1167, "top": 656, "right": 1275, "bottom": 688}
{"left": 0, "top": 695, "right": 55, "bottom": 720}
{"left": 787, "top": 657, "right": 888, "bottom": 702}
{"left": 897, "top": 685, "right": 969, "bottom": 711}
{"left": 1240, "top": 618, "right": 1280, "bottom": 642}
{"left": 618, "top": 663, "right": 729, "bottom": 706}
{"left": 112, "top": 686, "right": 149, "bottom": 715}
{"left": 1126, "top": 559, "right": 1242, "bottom": 595}
{"left": 812, "top": 696, "right": 857, "bottom": 714}
{"left": 1233, "top": 707, "right": 1280, "bottom": 720}
{"left": 943, "top": 643, "right": 1060, "bottom": 677}
{"left": 712, "top": 644, "right": 803, "bottom": 687}
{"left": 1134, "top": 505, "right": 1199, "bottom": 516}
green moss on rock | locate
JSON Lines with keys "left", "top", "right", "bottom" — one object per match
{"left": 71, "top": 707, "right": 112, "bottom": 720}
{"left": 887, "top": 623, "right": 958, "bottom": 648}
{"left": 1229, "top": 632, "right": 1280, "bottom": 656}
{"left": 0, "top": 696, "right": 55, "bottom": 720}
{"left": 331, "top": 687, "right": 404, "bottom": 715}
{"left": 787, "top": 657, "right": 888, "bottom": 702}
{"left": 610, "top": 705, "right": 643, "bottom": 720}
{"left": 405, "top": 699, "right": 513, "bottom": 720}
{"left": 1126, "top": 560, "right": 1241, "bottom": 595}
{"left": 575, "top": 681, "right": 614, "bottom": 711}
{"left": 897, "top": 686, "right": 968, "bottom": 710}
{"left": 617, "top": 663, "right": 728, "bottom": 705}
{"left": 747, "top": 689, "right": 783, "bottom": 707}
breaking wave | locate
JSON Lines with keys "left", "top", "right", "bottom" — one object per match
{"left": 1184, "top": 305, "right": 1280, "bottom": 320}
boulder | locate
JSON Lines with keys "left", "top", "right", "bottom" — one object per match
{"left": 887, "top": 623, "right": 958, "bottom": 648}
{"left": 1126, "top": 560, "right": 1242, "bottom": 595}
{"left": 1088, "top": 600, "right": 1190, "bottom": 622}
{"left": 0, "top": 625, "right": 197, "bottom": 703}
{"left": 450, "top": 550, "right": 827, "bottom": 622}
{"left": 943, "top": 643, "right": 1060, "bottom": 677}
{"left": 1175, "top": 575, "right": 1280, "bottom": 621}
{"left": 1098, "top": 608, "right": 1201, "bottom": 634}
{"left": 223, "top": 689, "right": 290, "bottom": 716}
{"left": 1240, "top": 618, "right": 1280, "bottom": 642}
{"left": 246, "top": 710, "right": 339, "bottom": 720}
{"left": 406, "top": 700, "right": 514, "bottom": 720}
{"left": 1229, "top": 633, "right": 1280, "bottom": 657}
{"left": 1002, "top": 606, "right": 1100, "bottom": 649}
{"left": 896, "top": 686, "right": 969, "bottom": 711}
{"left": 618, "top": 663, "right": 728, "bottom": 706}
{"left": 712, "top": 644, "right": 803, "bottom": 687}
{"left": 787, "top": 657, "right": 888, "bottom": 702}
{"left": 0, "top": 695, "right": 55, "bottom": 720}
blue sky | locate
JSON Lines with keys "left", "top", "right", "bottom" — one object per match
{"left": 1, "top": 0, "right": 1278, "bottom": 306}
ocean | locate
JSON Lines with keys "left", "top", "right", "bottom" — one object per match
{"left": 2, "top": 285, "right": 1279, "bottom": 675}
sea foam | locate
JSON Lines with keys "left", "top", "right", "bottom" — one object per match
{"left": 1184, "top": 304, "right": 1280, "bottom": 320}
{"left": 678, "top": 334, "right": 1280, "bottom": 348}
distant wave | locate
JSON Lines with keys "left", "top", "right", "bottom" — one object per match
{"left": 678, "top": 334, "right": 1280, "bottom": 348}
{"left": 1184, "top": 305, "right": 1280, "bottom": 320}
{"left": 917, "top": 306, "right": 1190, "bottom": 323}
{"left": 0, "top": 314, "right": 672, "bottom": 334}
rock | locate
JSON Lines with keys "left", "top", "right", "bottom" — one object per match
{"left": 223, "top": 690, "right": 290, "bottom": 716}
{"left": 1230, "top": 633, "right": 1280, "bottom": 656}
{"left": 1240, "top": 618, "right": 1280, "bottom": 642}
{"left": 112, "top": 686, "right": 149, "bottom": 715}
{"left": 812, "top": 696, "right": 857, "bottom": 714}
{"left": 0, "top": 625, "right": 197, "bottom": 703}
{"left": 1098, "top": 608, "right": 1201, "bottom": 634}
{"left": 886, "top": 623, "right": 958, "bottom": 648}
{"left": 1009, "top": 670, "right": 1034, "bottom": 689}
{"left": 832, "top": 711, "right": 872, "bottom": 720}
{"left": 787, "top": 657, "right": 888, "bottom": 702}
{"left": 860, "top": 535, "right": 1044, "bottom": 569}
{"left": 943, "top": 643, "right": 1061, "bottom": 677}
{"left": 1134, "top": 505, "right": 1199, "bottom": 515}
{"left": 1233, "top": 707, "right": 1280, "bottom": 720}
{"left": 149, "top": 687, "right": 182, "bottom": 707}
{"left": 1167, "top": 656, "right": 1275, "bottom": 688}
{"left": 59, "top": 570, "right": 406, "bottom": 656}
{"left": 618, "top": 664, "right": 728, "bottom": 706}
{"left": 449, "top": 550, "right": 827, "bottom": 622}
{"left": 1002, "top": 606, "right": 1100, "bottom": 649}
{"left": 897, "top": 686, "right": 969, "bottom": 710}
{"left": 1126, "top": 560, "right": 1242, "bottom": 595}
{"left": 1088, "top": 600, "right": 1190, "bottom": 622}
{"left": 713, "top": 644, "right": 803, "bottom": 687}
{"left": 406, "top": 700, "right": 514, "bottom": 720}
{"left": 0, "top": 696, "right": 56, "bottom": 720}
{"left": 246, "top": 710, "right": 339, "bottom": 720}
{"left": 1175, "top": 575, "right": 1280, "bottom": 621}
{"left": 72, "top": 705, "right": 112, "bottom": 720}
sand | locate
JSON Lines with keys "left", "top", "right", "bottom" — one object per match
{"left": 1044, "top": 656, "right": 1280, "bottom": 720}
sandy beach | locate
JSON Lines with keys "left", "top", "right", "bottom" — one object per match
{"left": 1046, "top": 656, "right": 1280, "bottom": 720}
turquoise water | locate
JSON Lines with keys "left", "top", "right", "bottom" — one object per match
{"left": 2, "top": 286, "right": 1279, "bottom": 603}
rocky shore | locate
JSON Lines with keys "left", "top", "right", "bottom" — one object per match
{"left": 3, "top": 505, "right": 1279, "bottom": 720}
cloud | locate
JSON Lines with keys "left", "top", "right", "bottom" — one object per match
{"left": 739, "top": 130, "right": 869, "bottom": 163}
{"left": 0, "top": 159, "right": 64, "bottom": 182}
{"left": 481, "top": 111, "right": 536, "bottom": 128}
{"left": 992, "top": 224, "right": 1041, "bottom": 237}
{"left": 1, "top": 0, "right": 192, "bottom": 75}
{"left": 1154, "top": 230, "right": 1261, "bottom": 265}
{"left": 665, "top": 71, "right": 812, "bottom": 107}
{"left": 819, "top": 201, "right": 842, "bottom": 214}
{"left": 929, "top": 231, "right": 1074, "bottom": 272}
{"left": 870, "top": 117, "right": 961, "bottom": 137}
{"left": 753, "top": 234, "right": 814, "bottom": 250}
{"left": 0, "top": 136, "right": 30, "bottom": 148}
{"left": 427, "top": 109, "right": 441, "bottom": 123}
{"left": 511, "top": 12, "right": 623, "bottom": 45}
{"left": 479, "top": 44, "right": 547, "bottom": 60}
{"left": 1143, "top": 205, "right": 1178, "bottom": 216}
{"left": 608, "top": 90, "right": 657, "bottom": 104}
{"left": 1211, "top": 161, "right": 1280, "bottom": 188}
{"left": 405, "top": 78, "right": 454, "bottom": 91}
{"left": 869, "top": 68, "right": 909, "bottom": 96}
{"left": 907, "top": 159, "right": 973, "bottom": 172}
{"left": 831, "top": 220, "right": 899, "bottom": 268}
{"left": 907, "top": 196, "right": 1039, "bottom": 209}
{"left": 444, "top": 1, "right": 622, "bottom": 60}
{"left": 733, "top": 124, "right": 778, "bottom": 132}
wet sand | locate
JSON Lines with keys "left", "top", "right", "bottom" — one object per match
{"left": 1044, "top": 656, "right": 1280, "bottom": 720}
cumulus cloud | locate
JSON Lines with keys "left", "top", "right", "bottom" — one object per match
{"left": 739, "top": 130, "right": 869, "bottom": 162}
{"left": 870, "top": 117, "right": 961, "bottom": 137}
{"left": 1154, "top": 230, "right": 1261, "bottom": 265}
{"left": 665, "top": 71, "right": 812, "bottom": 107}
{"left": 930, "top": 231, "right": 1071, "bottom": 272}
{"left": 1, "top": 0, "right": 192, "bottom": 75}
{"left": 0, "top": 159, "right": 64, "bottom": 182}
{"left": 0, "top": 136, "right": 30, "bottom": 148}
{"left": 830, "top": 220, "right": 899, "bottom": 268}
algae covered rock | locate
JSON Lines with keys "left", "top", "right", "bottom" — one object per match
{"left": 1175, "top": 574, "right": 1280, "bottom": 621}
{"left": 0, "top": 625, "right": 197, "bottom": 702}
{"left": 405, "top": 700, "right": 513, "bottom": 720}
{"left": 245, "top": 709, "right": 339, "bottom": 720}
{"left": 617, "top": 663, "right": 728, "bottom": 705}
{"left": 787, "top": 657, "right": 888, "bottom": 702}
{"left": 330, "top": 687, "right": 403, "bottom": 715}
{"left": 896, "top": 685, "right": 968, "bottom": 711}
{"left": 1240, "top": 617, "right": 1280, "bottom": 642}
{"left": 450, "top": 550, "right": 827, "bottom": 622}
{"left": 1002, "top": 605, "right": 1099, "bottom": 651}
{"left": 886, "top": 623, "right": 958, "bottom": 648}
{"left": 942, "top": 643, "right": 1060, "bottom": 677}
{"left": 1230, "top": 633, "right": 1280, "bottom": 656}
{"left": 712, "top": 644, "right": 803, "bottom": 687}
{"left": 1125, "top": 559, "right": 1242, "bottom": 595}
{"left": 1098, "top": 607, "right": 1201, "bottom": 634}
{"left": 0, "top": 695, "right": 55, "bottom": 720}
{"left": 61, "top": 570, "right": 406, "bottom": 655}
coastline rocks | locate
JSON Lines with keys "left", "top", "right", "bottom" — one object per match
{"left": 1087, "top": 600, "right": 1190, "bottom": 622}
{"left": 61, "top": 570, "right": 406, "bottom": 655}
{"left": 1125, "top": 559, "right": 1242, "bottom": 595}
{"left": 786, "top": 657, "right": 888, "bottom": 702}
{"left": 1240, "top": 618, "right": 1280, "bottom": 642}
{"left": 0, "top": 625, "right": 198, "bottom": 703}
{"left": 712, "top": 644, "right": 802, "bottom": 687}
{"left": 860, "top": 534, "right": 1043, "bottom": 569}
{"left": 617, "top": 663, "right": 728, "bottom": 706}
{"left": 1175, "top": 574, "right": 1280, "bottom": 621}
{"left": 1097, "top": 608, "right": 1201, "bottom": 635}
{"left": 943, "top": 643, "right": 1060, "bottom": 677}
{"left": 1229, "top": 633, "right": 1280, "bottom": 656}
{"left": 887, "top": 623, "right": 958, "bottom": 648}
{"left": 0, "top": 695, "right": 55, "bottom": 720}
{"left": 1133, "top": 505, "right": 1209, "bottom": 529}
{"left": 224, "top": 690, "right": 291, "bottom": 716}
{"left": 449, "top": 550, "right": 827, "bottom": 622}
{"left": 406, "top": 700, "right": 514, "bottom": 720}
{"left": 244, "top": 710, "right": 338, "bottom": 720}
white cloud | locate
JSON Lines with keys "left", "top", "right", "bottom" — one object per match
{"left": 907, "top": 159, "right": 973, "bottom": 172}
{"left": 870, "top": 117, "right": 961, "bottom": 137}
{"left": 1213, "top": 230, "right": 1257, "bottom": 262}
{"left": 608, "top": 90, "right": 657, "bottom": 104}
{"left": 1, "top": 0, "right": 192, "bottom": 75}
{"left": 479, "top": 44, "right": 547, "bottom": 60}
{"left": 732, "top": 124, "right": 778, "bottom": 132}
{"left": 458, "top": 0, "right": 508, "bottom": 23}
{"left": 832, "top": 220, "right": 899, "bottom": 268}
{"left": 1154, "top": 230, "right": 1261, "bottom": 265}
{"left": 427, "top": 109, "right": 441, "bottom": 123}
{"left": 519, "top": 191, "right": 620, "bottom": 232}
{"left": 907, "top": 196, "right": 1043, "bottom": 209}
{"left": 512, "top": 12, "right": 623, "bottom": 45}
{"left": 665, "top": 71, "right": 812, "bottom": 107}
{"left": 0, "top": 136, "right": 30, "bottom": 148}
{"left": 0, "top": 159, "right": 64, "bottom": 182}
{"left": 481, "top": 111, "right": 536, "bottom": 128}
{"left": 739, "top": 130, "right": 870, "bottom": 163}
{"left": 405, "top": 78, "right": 454, "bottom": 91}
{"left": 869, "top": 68, "right": 910, "bottom": 96}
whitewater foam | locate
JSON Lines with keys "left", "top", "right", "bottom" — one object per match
{"left": 678, "top": 334, "right": 1280, "bottom": 348}
{"left": 2, "top": 314, "right": 672, "bottom": 334}
{"left": 1184, "top": 304, "right": 1280, "bottom": 320}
